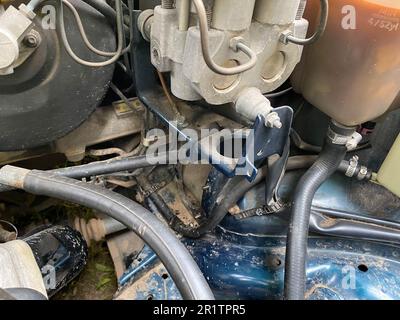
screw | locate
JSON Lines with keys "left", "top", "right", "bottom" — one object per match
{"left": 349, "top": 155, "right": 359, "bottom": 166}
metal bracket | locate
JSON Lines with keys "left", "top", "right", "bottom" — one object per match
{"left": 198, "top": 106, "right": 292, "bottom": 182}
{"left": 239, "top": 106, "right": 293, "bottom": 181}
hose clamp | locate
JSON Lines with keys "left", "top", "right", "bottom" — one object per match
{"left": 327, "top": 127, "right": 362, "bottom": 151}
{"left": 345, "top": 156, "right": 359, "bottom": 178}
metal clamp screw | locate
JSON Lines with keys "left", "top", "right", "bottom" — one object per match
{"left": 357, "top": 166, "right": 369, "bottom": 181}
{"left": 345, "top": 155, "right": 359, "bottom": 178}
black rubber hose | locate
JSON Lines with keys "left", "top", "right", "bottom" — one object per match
{"left": 148, "top": 155, "right": 370, "bottom": 239}
{"left": 193, "top": 171, "right": 267, "bottom": 238}
{"left": 0, "top": 154, "right": 368, "bottom": 194}
{"left": 140, "top": 154, "right": 371, "bottom": 239}
{"left": 0, "top": 154, "right": 164, "bottom": 193}
{"left": 284, "top": 139, "right": 348, "bottom": 300}
{"left": 287, "top": 156, "right": 372, "bottom": 180}
{"left": 51, "top": 154, "right": 161, "bottom": 179}
{"left": 3, "top": 168, "right": 214, "bottom": 300}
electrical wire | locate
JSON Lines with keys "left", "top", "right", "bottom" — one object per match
{"left": 155, "top": 71, "right": 185, "bottom": 122}
{"left": 192, "top": 0, "right": 257, "bottom": 76}
{"left": 156, "top": 70, "right": 179, "bottom": 111}
{"left": 285, "top": 0, "right": 329, "bottom": 46}
{"left": 123, "top": 0, "right": 134, "bottom": 73}
{"left": 58, "top": 0, "right": 124, "bottom": 67}
{"left": 110, "top": 82, "right": 137, "bottom": 111}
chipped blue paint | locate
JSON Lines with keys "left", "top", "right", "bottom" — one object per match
{"left": 119, "top": 246, "right": 158, "bottom": 286}
{"left": 186, "top": 234, "right": 400, "bottom": 300}
{"left": 118, "top": 245, "right": 181, "bottom": 300}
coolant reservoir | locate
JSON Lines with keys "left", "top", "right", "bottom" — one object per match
{"left": 291, "top": 0, "right": 400, "bottom": 126}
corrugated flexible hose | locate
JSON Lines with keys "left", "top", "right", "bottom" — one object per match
{"left": 284, "top": 137, "right": 348, "bottom": 300}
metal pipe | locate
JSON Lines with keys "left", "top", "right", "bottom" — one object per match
{"left": 192, "top": 0, "right": 257, "bottom": 76}
{"left": 284, "top": 0, "right": 329, "bottom": 46}
{"left": 178, "top": 0, "right": 190, "bottom": 31}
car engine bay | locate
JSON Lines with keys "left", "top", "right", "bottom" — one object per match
{"left": 0, "top": 0, "right": 399, "bottom": 301}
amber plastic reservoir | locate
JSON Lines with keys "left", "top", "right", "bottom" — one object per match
{"left": 291, "top": 0, "right": 400, "bottom": 126}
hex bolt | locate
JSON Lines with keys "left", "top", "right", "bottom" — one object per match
{"left": 24, "top": 33, "right": 39, "bottom": 48}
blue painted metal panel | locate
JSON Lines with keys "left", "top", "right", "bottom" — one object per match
{"left": 118, "top": 174, "right": 400, "bottom": 300}
{"left": 186, "top": 235, "right": 400, "bottom": 300}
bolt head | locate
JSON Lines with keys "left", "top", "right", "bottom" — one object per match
{"left": 24, "top": 34, "right": 38, "bottom": 48}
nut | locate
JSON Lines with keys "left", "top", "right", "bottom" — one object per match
{"left": 24, "top": 32, "right": 39, "bottom": 48}
{"left": 265, "top": 112, "right": 282, "bottom": 129}
{"left": 230, "top": 37, "right": 245, "bottom": 52}
{"left": 279, "top": 30, "right": 292, "bottom": 45}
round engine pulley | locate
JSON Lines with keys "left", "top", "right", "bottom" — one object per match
{"left": 0, "top": 0, "right": 116, "bottom": 151}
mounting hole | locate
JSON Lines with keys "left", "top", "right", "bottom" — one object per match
{"left": 162, "top": 273, "right": 169, "bottom": 280}
{"left": 266, "top": 256, "right": 283, "bottom": 269}
{"left": 274, "top": 258, "right": 282, "bottom": 267}
{"left": 358, "top": 264, "right": 369, "bottom": 272}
